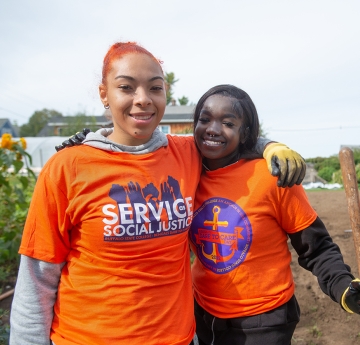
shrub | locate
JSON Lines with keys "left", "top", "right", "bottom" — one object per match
{"left": 306, "top": 155, "right": 340, "bottom": 172}
{"left": 332, "top": 169, "right": 343, "bottom": 184}
{"left": 331, "top": 164, "right": 360, "bottom": 185}
{"left": 0, "top": 134, "right": 36, "bottom": 267}
{"left": 317, "top": 166, "right": 336, "bottom": 182}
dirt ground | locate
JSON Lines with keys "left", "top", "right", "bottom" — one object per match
{"left": 1, "top": 189, "right": 360, "bottom": 344}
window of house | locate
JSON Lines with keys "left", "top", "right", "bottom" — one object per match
{"left": 158, "top": 125, "right": 170, "bottom": 134}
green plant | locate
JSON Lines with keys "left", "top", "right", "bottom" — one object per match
{"left": 307, "top": 150, "right": 360, "bottom": 185}
{"left": 330, "top": 163, "right": 360, "bottom": 185}
{"left": 332, "top": 169, "right": 343, "bottom": 184}
{"left": 317, "top": 166, "right": 336, "bottom": 182}
{"left": 0, "top": 134, "right": 36, "bottom": 266}
{"left": 355, "top": 163, "right": 360, "bottom": 184}
{"left": 306, "top": 155, "right": 340, "bottom": 172}
{"left": 0, "top": 309, "right": 10, "bottom": 345}
{"left": 310, "top": 305, "right": 318, "bottom": 312}
{"left": 311, "top": 324, "right": 322, "bottom": 338}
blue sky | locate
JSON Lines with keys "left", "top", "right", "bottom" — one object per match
{"left": 0, "top": 0, "right": 359, "bottom": 158}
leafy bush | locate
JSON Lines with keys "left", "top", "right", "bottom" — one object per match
{"left": 306, "top": 155, "right": 340, "bottom": 172}
{"left": 0, "top": 134, "right": 36, "bottom": 268}
{"left": 332, "top": 169, "right": 343, "bottom": 184}
{"left": 317, "top": 166, "right": 336, "bottom": 182}
{"left": 307, "top": 149, "right": 360, "bottom": 185}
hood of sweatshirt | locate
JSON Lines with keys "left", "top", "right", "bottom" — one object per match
{"left": 83, "top": 127, "right": 168, "bottom": 154}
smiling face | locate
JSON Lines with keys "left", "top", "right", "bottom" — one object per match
{"left": 194, "top": 94, "right": 246, "bottom": 170}
{"left": 99, "top": 53, "right": 166, "bottom": 146}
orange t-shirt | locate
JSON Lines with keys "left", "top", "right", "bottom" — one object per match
{"left": 190, "top": 159, "right": 317, "bottom": 319}
{"left": 20, "top": 135, "right": 201, "bottom": 345}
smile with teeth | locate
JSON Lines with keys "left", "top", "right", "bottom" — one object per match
{"left": 204, "top": 139, "right": 224, "bottom": 146}
{"left": 130, "top": 113, "right": 153, "bottom": 120}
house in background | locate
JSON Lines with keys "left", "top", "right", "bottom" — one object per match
{"left": 37, "top": 115, "right": 113, "bottom": 136}
{"left": 158, "top": 105, "right": 194, "bottom": 134}
{"left": 101, "top": 105, "right": 194, "bottom": 135}
{"left": 105, "top": 105, "right": 194, "bottom": 134}
{"left": 18, "top": 105, "right": 195, "bottom": 171}
{"left": 36, "top": 105, "right": 195, "bottom": 137}
{"left": 0, "top": 118, "right": 19, "bottom": 137}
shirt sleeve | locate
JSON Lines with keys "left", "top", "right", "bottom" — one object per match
{"left": 19, "top": 164, "right": 72, "bottom": 263}
{"left": 240, "top": 137, "right": 273, "bottom": 159}
{"left": 289, "top": 217, "right": 354, "bottom": 303}
{"left": 254, "top": 137, "right": 273, "bottom": 155}
{"left": 10, "top": 255, "right": 64, "bottom": 345}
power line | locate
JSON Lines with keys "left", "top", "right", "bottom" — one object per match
{"left": 269, "top": 125, "right": 360, "bottom": 132}
{"left": 0, "top": 106, "right": 28, "bottom": 119}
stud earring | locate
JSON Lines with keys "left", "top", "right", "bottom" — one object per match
{"left": 104, "top": 104, "right": 110, "bottom": 109}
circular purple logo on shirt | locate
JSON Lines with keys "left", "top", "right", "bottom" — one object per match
{"left": 190, "top": 197, "right": 252, "bottom": 274}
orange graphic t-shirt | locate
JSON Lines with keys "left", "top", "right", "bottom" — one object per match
{"left": 20, "top": 135, "right": 201, "bottom": 345}
{"left": 190, "top": 159, "right": 317, "bottom": 319}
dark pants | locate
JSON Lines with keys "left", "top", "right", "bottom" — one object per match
{"left": 194, "top": 295, "right": 300, "bottom": 345}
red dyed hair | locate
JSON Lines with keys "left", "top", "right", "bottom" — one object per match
{"left": 101, "top": 42, "right": 163, "bottom": 84}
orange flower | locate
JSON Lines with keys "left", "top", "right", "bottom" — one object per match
{"left": 19, "top": 137, "right": 27, "bottom": 149}
{"left": 1, "top": 133, "right": 13, "bottom": 149}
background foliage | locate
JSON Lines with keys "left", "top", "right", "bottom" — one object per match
{"left": 0, "top": 134, "right": 35, "bottom": 287}
{"left": 0, "top": 134, "right": 36, "bottom": 343}
{"left": 19, "top": 108, "right": 62, "bottom": 137}
{"left": 307, "top": 149, "right": 360, "bottom": 183}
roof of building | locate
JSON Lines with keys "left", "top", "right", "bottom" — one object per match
{"left": 0, "top": 118, "right": 9, "bottom": 126}
{"left": 0, "top": 118, "right": 19, "bottom": 136}
{"left": 340, "top": 145, "right": 360, "bottom": 151}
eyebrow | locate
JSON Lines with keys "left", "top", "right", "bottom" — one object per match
{"left": 114, "top": 75, "right": 164, "bottom": 82}
{"left": 200, "top": 109, "right": 238, "bottom": 119}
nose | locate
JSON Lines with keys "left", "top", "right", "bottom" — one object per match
{"left": 206, "top": 120, "right": 221, "bottom": 136}
{"left": 134, "top": 88, "right": 152, "bottom": 107}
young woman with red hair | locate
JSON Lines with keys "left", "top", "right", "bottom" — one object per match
{"left": 10, "top": 42, "right": 305, "bottom": 345}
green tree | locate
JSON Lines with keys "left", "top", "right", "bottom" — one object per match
{"left": 306, "top": 155, "right": 340, "bottom": 172}
{"left": 19, "top": 109, "right": 62, "bottom": 137}
{"left": 259, "top": 121, "right": 267, "bottom": 138}
{"left": 178, "top": 96, "right": 189, "bottom": 106}
{"left": 60, "top": 113, "right": 98, "bottom": 137}
{"left": 164, "top": 72, "right": 179, "bottom": 105}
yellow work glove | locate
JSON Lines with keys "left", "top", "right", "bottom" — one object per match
{"left": 341, "top": 278, "right": 360, "bottom": 314}
{"left": 263, "top": 142, "right": 306, "bottom": 188}
{"left": 55, "top": 128, "right": 90, "bottom": 152}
